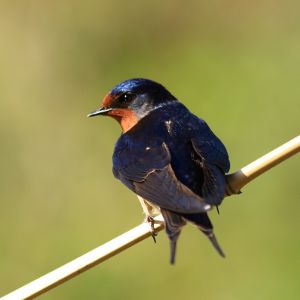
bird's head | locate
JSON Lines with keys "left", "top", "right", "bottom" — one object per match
{"left": 88, "top": 78, "right": 177, "bottom": 132}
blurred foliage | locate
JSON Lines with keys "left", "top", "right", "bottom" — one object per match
{"left": 0, "top": 1, "right": 299, "bottom": 299}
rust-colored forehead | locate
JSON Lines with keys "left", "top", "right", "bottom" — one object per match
{"left": 102, "top": 92, "right": 115, "bottom": 108}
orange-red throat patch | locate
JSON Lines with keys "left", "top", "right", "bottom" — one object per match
{"left": 107, "top": 109, "right": 139, "bottom": 133}
{"left": 102, "top": 92, "right": 139, "bottom": 132}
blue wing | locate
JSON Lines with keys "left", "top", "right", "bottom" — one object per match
{"left": 113, "top": 140, "right": 211, "bottom": 213}
{"left": 190, "top": 117, "right": 230, "bottom": 205}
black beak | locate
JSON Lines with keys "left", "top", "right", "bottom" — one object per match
{"left": 87, "top": 107, "right": 113, "bottom": 117}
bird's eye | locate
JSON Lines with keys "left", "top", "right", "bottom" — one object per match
{"left": 118, "top": 92, "right": 134, "bottom": 104}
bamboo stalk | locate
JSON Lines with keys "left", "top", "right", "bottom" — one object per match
{"left": 225, "top": 135, "right": 300, "bottom": 195}
{"left": 1, "top": 215, "right": 165, "bottom": 300}
{"left": 1, "top": 135, "right": 299, "bottom": 300}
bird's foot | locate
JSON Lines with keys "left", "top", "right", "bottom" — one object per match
{"left": 146, "top": 216, "right": 158, "bottom": 243}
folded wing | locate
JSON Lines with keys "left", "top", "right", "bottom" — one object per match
{"left": 114, "top": 142, "right": 211, "bottom": 213}
{"left": 191, "top": 123, "right": 230, "bottom": 205}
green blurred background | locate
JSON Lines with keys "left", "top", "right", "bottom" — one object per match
{"left": 1, "top": 1, "right": 299, "bottom": 299}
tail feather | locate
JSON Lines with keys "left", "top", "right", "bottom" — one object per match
{"left": 160, "top": 209, "right": 186, "bottom": 264}
{"left": 161, "top": 209, "right": 225, "bottom": 263}
{"left": 169, "top": 240, "right": 177, "bottom": 265}
{"left": 205, "top": 231, "right": 225, "bottom": 257}
{"left": 182, "top": 212, "right": 225, "bottom": 257}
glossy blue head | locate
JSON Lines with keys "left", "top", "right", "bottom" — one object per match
{"left": 110, "top": 78, "right": 177, "bottom": 104}
{"left": 88, "top": 78, "right": 178, "bottom": 132}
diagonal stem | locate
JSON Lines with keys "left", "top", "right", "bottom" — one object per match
{"left": 225, "top": 135, "right": 300, "bottom": 195}
{"left": 1, "top": 135, "right": 299, "bottom": 300}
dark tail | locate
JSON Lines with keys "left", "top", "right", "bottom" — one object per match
{"left": 182, "top": 212, "right": 225, "bottom": 257}
{"left": 160, "top": 209, "right": 186, "bottom": 264}
{"left": 205, "top": 231, "right": 225, "bottom": 257}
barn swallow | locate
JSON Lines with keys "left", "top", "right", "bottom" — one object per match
{"left": 88, "top": 78, "right": 230, "bottom": 264}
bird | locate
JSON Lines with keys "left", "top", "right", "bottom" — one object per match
{"left": 88, "top": 78, "right": 230, "bottom": 264}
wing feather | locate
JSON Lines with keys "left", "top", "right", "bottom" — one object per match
{"left": 191, "top": 136, "right": 229, "bottom": 205}
{"left": 114, "top": 141, "right": 211, "bottom": 213}
{"left": 133, "top": 164, "right": 211, "bottom": 213}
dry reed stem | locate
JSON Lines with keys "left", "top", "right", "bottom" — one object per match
{"left": 1, "top": 135, "right": 299, "bottom": 300}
